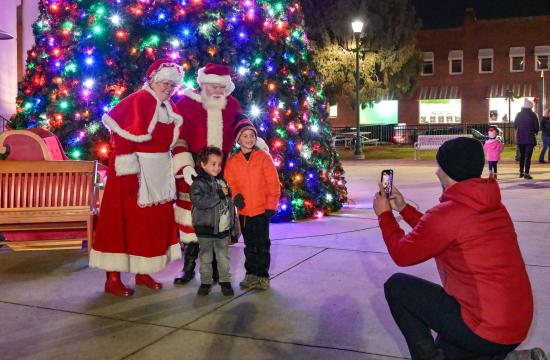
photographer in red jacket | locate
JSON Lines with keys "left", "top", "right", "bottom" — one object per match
{"left": 373, "top": 137, "right": 541, "bottom": 360}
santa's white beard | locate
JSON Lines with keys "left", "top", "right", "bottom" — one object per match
{"left": 201, "top": 91, "right": 227, "bottom": 110}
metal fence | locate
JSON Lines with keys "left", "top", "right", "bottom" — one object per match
{"left": 332, "top": 123, "right": 518, "bottom": 145}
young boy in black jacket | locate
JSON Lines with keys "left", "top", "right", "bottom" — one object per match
{"left": 190, "top": 146, "right": 238, "bottom": 296}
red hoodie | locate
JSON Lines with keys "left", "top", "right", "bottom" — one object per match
{"left": 379, "top": 178, "right": 533, "bottom": 345}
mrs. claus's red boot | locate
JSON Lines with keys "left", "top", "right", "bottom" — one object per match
{"left": 135, "top": 274, "right": 163, "bottom": 290}
{"left": 105, "top": 271, "right": 134, "bottom": 297}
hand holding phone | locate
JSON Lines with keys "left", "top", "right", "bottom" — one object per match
{"left": 381, "top": 169, "right": 393, "bottom": 197}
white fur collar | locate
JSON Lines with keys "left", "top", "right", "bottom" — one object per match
{"left": 183, "top": 88, "right": 203, "bottom": 103}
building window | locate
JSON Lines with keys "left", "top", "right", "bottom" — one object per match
{"left": 422, "top": 52, "right": 434, "bottom": 76}
{"left": 448, "top": 50, "right": 463, "bottom": 75}
{"left": 478, "top": 48, "right": 494, "bottom": 74}
{"left": 535, "top": 46, "right": 550, "bottom": 71}
{"left": 329, "top": 104, "right": 338, "bottom": 118}
{"left": 419, "top": 99, "right": 462, "bottom": 124}
{"left": 450, "top": 60, "right": 462, "bottom": 74}
{"left": 509, "top": 47, "right": 525, "bottom": 72}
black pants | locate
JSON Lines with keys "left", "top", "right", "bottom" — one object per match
{"left": 240, "top": 213, "right": 270, "bottom": 278}
{"left": 488, "top": 161, "right": 498, "bottom": 174}
{"left": 384, "top": 273, "right": 518, "bottom": 360}
{"left": 518, "top": 144, "right": 534, "bottom": 175}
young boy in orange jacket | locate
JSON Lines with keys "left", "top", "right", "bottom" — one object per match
{"left": 224, "top": 119, "right": 280, "bottom": 290}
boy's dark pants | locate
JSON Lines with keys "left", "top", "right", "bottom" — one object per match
{"left": 239, "top": 214, "right": 270, "bottom": 278}
{"left": 384, "top": 273, "right": 518, "bottom": 360}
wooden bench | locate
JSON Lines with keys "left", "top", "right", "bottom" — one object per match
{"left": 0, "top": 160, "right": 99, "bottom": 252}
{"left": 414, "top": 134, "right": 473, "bottom": 160}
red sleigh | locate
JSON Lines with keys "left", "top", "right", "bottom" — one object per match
{"left": 0, "top": 129, "right": 103, "bottom": 252}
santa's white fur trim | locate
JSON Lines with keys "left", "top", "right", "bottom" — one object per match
{"left": 197, "top": 68, "right": 235, "bottom": 96}
{"left": 150, "top": 66, "right": 183, "bottom": 86}
{"left": 103, "top": 87, "right": 183, "bottom": 145}
{"left": 180, "top": 230, "right": 198, "bottom": 244}
{"left": 89, "top": 244, "right": 182, "bottom": 274}
{"left": 115, "top": 153, "right": 140, "bottom": 176}
{"left": 142, "top": 86, "right": 184, "bottom": 127}
{"left": 183, "top": 88, "right": 203, "bottom": 103}
{"left": 102, "top": 114, "right": 152, "bottom": 143}
{"left": 175, "top": 206, "right": 193, "bottom": 227}
{"left": 207, "top": 109, "right": 224, "bottom": 148}
{"left": 173, "top": 152, "right": 194, "bottom": 176}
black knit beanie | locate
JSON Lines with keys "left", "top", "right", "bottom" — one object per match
{"left": 436, "top": 137, "right": 485, "bottom": 182}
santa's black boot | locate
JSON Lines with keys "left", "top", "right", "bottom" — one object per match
{"left": 174, "top": 242, "right": 199, "bottom": 285}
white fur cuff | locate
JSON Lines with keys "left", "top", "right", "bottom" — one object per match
{"left": 115, "top": 153, "right": 140, "bottom": 176}
{"left": 173, "top": 152, "right": 194, "bottom": 176}
{"left": 102, "top": 114, "right": 152, "bottom": 143}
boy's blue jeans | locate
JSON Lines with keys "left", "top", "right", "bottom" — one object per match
{"left": 198, "top": 236, "right": 231, "bottom": 285}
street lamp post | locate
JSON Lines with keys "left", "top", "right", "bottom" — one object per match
{"left": 542, "top": 70, "right": 546, "bottom": 112}
{"left": 352, "top": 20, "right": 364, "bottom": 159}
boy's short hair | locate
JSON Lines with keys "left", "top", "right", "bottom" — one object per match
{"left": 197, "top": 146, "right": 223, "bottom": 166}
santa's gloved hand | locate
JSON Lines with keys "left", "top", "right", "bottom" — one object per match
{"left": 183, "top": 166, "right": 197, "bottom": 186}
{"left": 256, "top": 137, "right": 270, "bottom": 154}
{"left": 233, "top": 194, "right": 245, "bottom": 209}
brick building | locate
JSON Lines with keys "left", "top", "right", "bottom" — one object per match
{"left": 331, "top": 9, "right": 550, "bottom": 127}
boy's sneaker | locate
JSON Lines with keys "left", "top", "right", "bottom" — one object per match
{"left": 220, "top": 282, "right": 234, "bottom": 296}
{"left": 505, "top": 348, "right": 547, "bottom": 360}
{"left": 524, "top": 174, "right": 533, "bottom": 180}
{"left": 256, "top": 277, "right": 270, "bottom": 290}
{"left": 197, "top": 284, "right": 212, "bottom": 296}
{"left": 239, "top": 274, "right": 258, "bottom": 289}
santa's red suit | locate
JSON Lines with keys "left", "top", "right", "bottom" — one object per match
{"left": 172, "top": 88, "right": 245, "bottom": 243}
{"left": 90, "top": 59, "right": 185, "bottom": 296}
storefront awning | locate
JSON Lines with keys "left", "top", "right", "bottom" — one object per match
{"left": 487, "top": 83, "right": 534, "bottom": 98}
{"left": 418, "top": 86, "right": 461, "bottom": 100}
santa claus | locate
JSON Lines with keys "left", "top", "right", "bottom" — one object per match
{"left": 172, "top": 63, "right": 268, "bottom": 284}
{"left": 89, "top": 59, "right": 184, "bottom": 297}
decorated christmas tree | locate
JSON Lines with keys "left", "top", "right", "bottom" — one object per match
{"left": 12, "top": 0, "right": 347, "bottom": 221}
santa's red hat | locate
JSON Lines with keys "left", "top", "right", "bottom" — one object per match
{"left": 197, "top": 63, "right": 235, "bottom": 95}
{"left": 146, "top": 59, "right": 184, "bottom": 85}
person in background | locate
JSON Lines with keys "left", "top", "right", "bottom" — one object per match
{"left": 538, "top": 108, "right": 550, "bottom": 163}
{"left": 484, "top": 125, "right": 505, "bottom": 179}
{"left": 514, "top": 99, "right": 539, "bottom": 179}
{"left": 373, "top": 137, "right": 542, "bottom": 360}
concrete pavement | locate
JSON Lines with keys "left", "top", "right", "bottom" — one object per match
{"left": 0, "top": 159, "right": 548, "bottom": 359}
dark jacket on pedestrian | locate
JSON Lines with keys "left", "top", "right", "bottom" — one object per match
{"left": 190, "top": 170, "right": 239, "bottom": 240}
{"left": 541, "top": 116, "right": 550, "bottom": 137}
{"left": 514, "top": 108, "right": 539, "bottom": 145}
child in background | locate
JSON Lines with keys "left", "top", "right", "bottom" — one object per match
{"left": 189, "top": 146, "right": 239, "bottom": 296}
{"left": 484, "top": 126, "right": 505, "bottom": 178}
{"left": 224, "top": 119, "right": 280, "bottom": 290}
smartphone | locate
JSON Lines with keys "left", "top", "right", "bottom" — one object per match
{"left": 381, "top": 169, "right": 393, "bottom": 197}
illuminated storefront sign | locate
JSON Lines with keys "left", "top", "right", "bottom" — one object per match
{"left": 419, "top": 99, "right": 462, "bottom": 124}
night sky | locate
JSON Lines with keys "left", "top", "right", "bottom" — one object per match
{"left": 411, "top": 0, "right": 550, "bottom": 29}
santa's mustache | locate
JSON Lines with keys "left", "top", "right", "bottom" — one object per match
{"left": 201, "top": 91, "right": 227, "bottom": 110}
